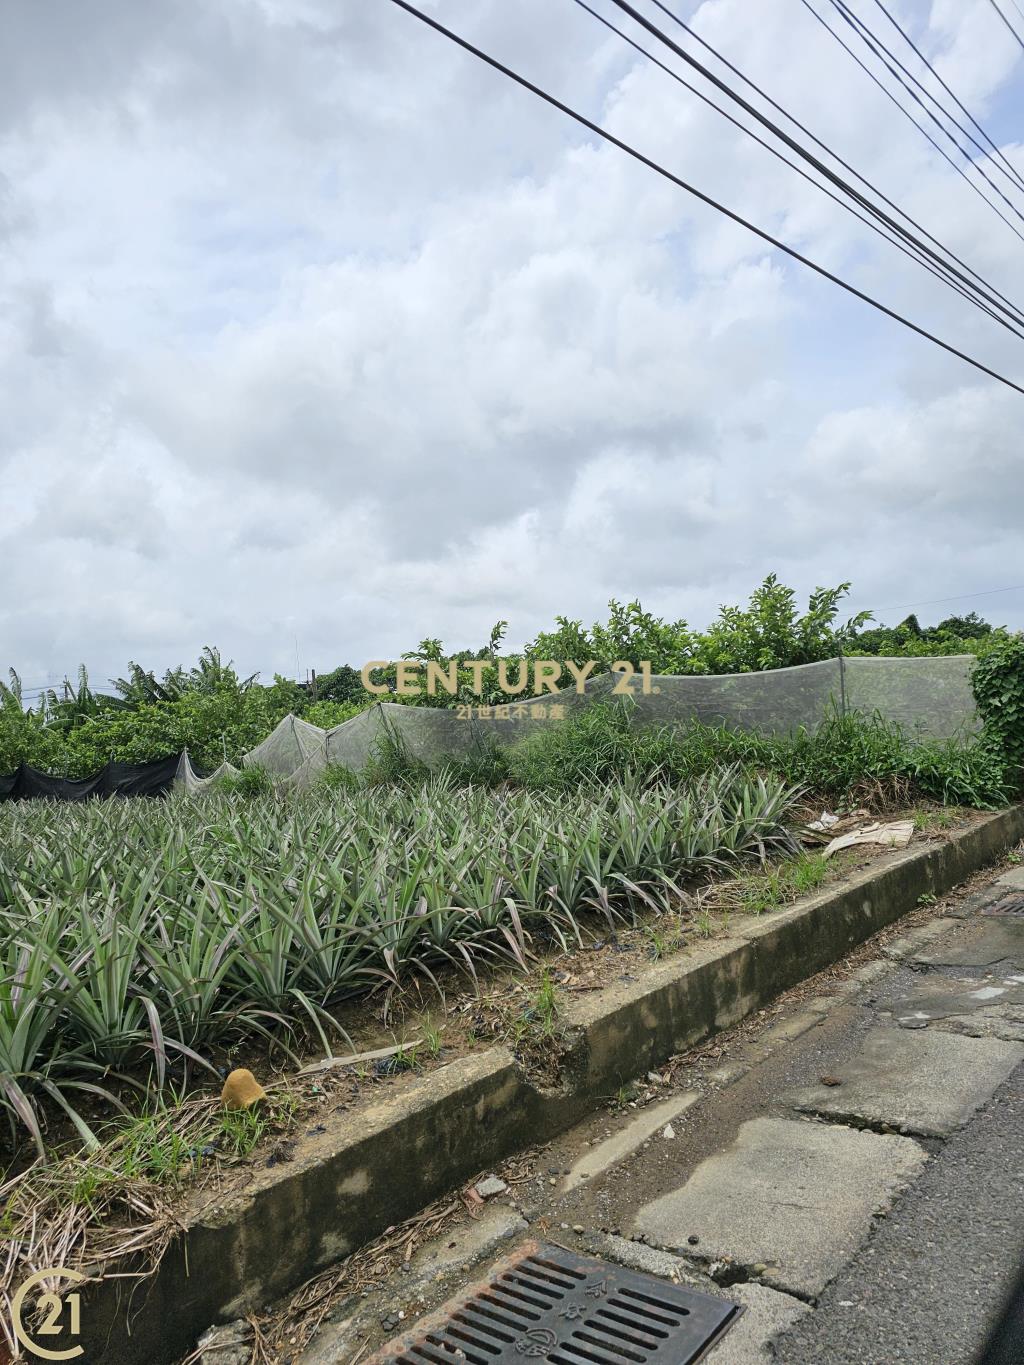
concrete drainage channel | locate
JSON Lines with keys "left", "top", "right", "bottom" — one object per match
{"left": 77, "top": 808, "right": 1024, "bottom": 1365}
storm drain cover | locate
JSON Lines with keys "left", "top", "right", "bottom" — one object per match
{"left": 981, "top": 895, "right": 1024, "bottom": 917}
{"left": 368, "top": 1240, "right": 741, "bottom": 1365}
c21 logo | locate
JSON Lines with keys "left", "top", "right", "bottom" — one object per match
{"left": 10, "top": 1269, "right": 85, "bottom": 1361}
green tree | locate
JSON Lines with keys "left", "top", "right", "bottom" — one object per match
{"left": 527, "top": 602, "right": 692, "bottom": 674}
{"left": 315, "top": 665, "right": 367, "bottom": 705}
{"left": 44, "top": 665, "right": 121, "bottom": 732}
{"left": 691, "top": 576, "right": 871, "bottom": 674}
{"left": 0, "top": 672, "right": 59, "bottom": 773}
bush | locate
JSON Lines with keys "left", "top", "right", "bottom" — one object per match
{"left": 971, "top": 635, "right": 1024, "bottom": 794}
{"left": 499, "top": 698, "right": 1010, "bottom": 809}
{"left": 671, "top": 710, "right": 1010, "bottom": 810}
{"left": 850, "top": 612, "right": 1010, "bottom": 658}
{"left": 362, "top": 728, "right": 432, "bottom": 788}
{"left": 315, "top": 763, "right": 363, "bottom": 794}
{"left": 507, "top": 700, "right": 681, "bottom": 790}
{"left": 214, "top": 764, "right": 274, "bottom": 797}
{"left": 304, "top": 699, "right": 368, "bottom": 730}
{"left": 53, "top": 687, "right": 289, "bottom": 776}
{"left": 0, "top": 689, "right": 59, "bottom": 773}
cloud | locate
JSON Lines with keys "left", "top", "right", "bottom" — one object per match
{"left": 1, "top": 0, "right": 1022, "bottom": 688}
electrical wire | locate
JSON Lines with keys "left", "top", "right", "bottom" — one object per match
{"left": 587, "top": 0, "right": 1024, "bottom": 333}
{"left": 386, "top": 0, "right": 1024, "bottom": 396}
{"left": 850, "top": 583, "right": 1024, "bottom": 616}
{"left": 611, "top": 0, "right": 1024, "bottom": 333}
{"left": 572, "top": 0, "right": 1024, "bottom": 334}
{"left": 987, "top": 0, "right": 1024, "bottom": 54}
{"left": 821, "top": 0, "right": 1024, "bottom": 234}
{"left": 870, "top": 0, "right": 1024, "bottom": 197}
{"left": 801, "top": 0, "right": 1024, "bottom": 245}
{"left": 835, "top": 0, "right": 1024, "bottom": 205}
{"left": 640, "top": 0, "right": 1024, "bottom": 331}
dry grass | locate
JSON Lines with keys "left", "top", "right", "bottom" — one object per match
{"left": 0, "top": 1086, "right": 311, "bottom": 1358}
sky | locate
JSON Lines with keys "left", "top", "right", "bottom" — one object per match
{"left": 2, "top": 0, "right": 1023, "bottom": 697}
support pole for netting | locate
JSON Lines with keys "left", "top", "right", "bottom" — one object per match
{"left": 837, "top": 646, "right": 848, "bottom": 718}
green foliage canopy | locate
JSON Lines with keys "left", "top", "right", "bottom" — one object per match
{"left": 2, "top": 577, "right": 1019, "bottom": 778}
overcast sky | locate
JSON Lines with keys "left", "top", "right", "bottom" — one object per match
{"left": 2, "top": 0, "right": 1023, "bottom": 695}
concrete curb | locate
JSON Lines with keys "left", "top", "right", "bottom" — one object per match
{"left": 83, "top": 806, "right": 1024, "bottom": 1364}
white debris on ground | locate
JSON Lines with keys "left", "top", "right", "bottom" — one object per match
{"left": 473, "top": 1175, "right": 509, "bottom": 1200}
{"left": 806, "top": 812, "right": 841, "bottom": 832}
{"left": 824, "top": 820, "right": 915, "bottom": 858}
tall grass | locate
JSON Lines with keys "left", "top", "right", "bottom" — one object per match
{"left": 506, "top": 700, "right": 1011, "bottom": 808}
{"left": 0, "top": 767, "right": 797, "bottom": 1154}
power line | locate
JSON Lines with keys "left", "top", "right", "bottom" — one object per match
{"left": 639, "top": 0, "right": 1024, "bottom": 331}
{"left": 987, "top": 0, "right": 1024, "bottom": 53}
{"left": 386, "top": 0, "right": 1024, "bottom": 395}
{"left": 870, "top": 0, "right": 1024, "bottom": 197}
{"left": 816, "top": 0, "right": 1024, "bottom": 237}
{"left": 571, "top": 0, "right": 1024, "bottom": 333}
{"left": 852, "top": 583, "right": 1024, "bottom": 616}
{"left": 835, "top": 0, "right": 1024, "bottom": 208}
{"left": 617, "top": 0, "right": 1024, "bottom": 338}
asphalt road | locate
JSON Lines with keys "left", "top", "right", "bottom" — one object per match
{"left": 776, "top": 1058, "right": 1024, "bottom": 1365}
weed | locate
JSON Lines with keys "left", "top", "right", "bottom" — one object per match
{"left": 501, "top": 969, "right": 566, "bottom": 1060}
{"left": 693, "top": 909, "right": 715, "bottom": 938}
{"left": 729, "top": 854, "right": 831, "bottom": 915}
{"left": 912, "top": 806, "right": 960, "bottom": 833}
{"left": 315, "top": 763, "right": 362, "bottom": 795}
{"left": 422, "top": 1021, "right": 443, "bottom": 1057}
{"left": 217, "top": 1105, "right": 269, "bottom": 1158}
{"left": 363, "top": 727, "right": 431, "bottom": 788}
{"left": 500, "top": 697, "right": 1011, "bottom": 809}
{"left": 114, "top": 1112, "right": 197, "bottom": 1185}
{"left": 507, "top": 699, "right": 680, "bottom": 791}
{"left": 440, "top": 741, "right": 510, "bottom": 788}
{"left": 530, "top": 970, "right": 561, "bottom": 1037}
{"left": 392, "top": 1044, "right": 421, "bottom": 1072}
{"left": 214, "top": 764, "right": 274, "bottom": 797}
{"left": 643, "top": 918, "right": 685, "bottom": 960}
{"left": 69, "top": 1167, "right": 112, "bottom": 1210}
{"left": 272, "top": 1091, "right": 300, "bottom": 1123}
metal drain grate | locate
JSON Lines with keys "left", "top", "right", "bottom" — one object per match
{"left": 980, "top": 895, "right": 1024, "bottom": 918}
{"left": 368, "top": 1240, "right": 741, "bottom": 1365}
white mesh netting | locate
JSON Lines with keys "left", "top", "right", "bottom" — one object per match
{"left": 174, "top": 655, "right": 979, "bottom": 792}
